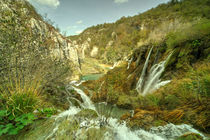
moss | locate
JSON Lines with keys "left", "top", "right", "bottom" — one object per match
{"left": 153, "top": 120, "right": 167, "bottom": 127}
{"left": 75, "top": 109, "right": 98, "bottom": 119}
{"left": 84, "top": 127, "right": 113, "bottom": 140}
{"left": 144, "top": 94, "right": 161, "bottom": 107}
{"left": 117, "top": 95, "right": 134, "bottom": 109}
{"left": 176, "top": 133, "right": 203, "bottom": 140}
{"left": 160, "top": 94, "right": 181, "bottom": 110}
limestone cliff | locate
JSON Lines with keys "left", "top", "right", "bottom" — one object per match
{"left": 0, "top": 0, "right": 80, "bottom": 67}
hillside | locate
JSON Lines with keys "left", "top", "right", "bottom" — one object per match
{"left": 79, "top": 0, "right": 210, "bottom": 133}
{"left": 69, "top": 0, "right": 210, "bottom": 64}
{"left": 0, "top": 0, "right": 80, "bottom": 70}
{"left": 0, "top": 0, "right": 81, "bottom": 137}
{"left": 0, "top": 0, "right": 209, "bottom": 139}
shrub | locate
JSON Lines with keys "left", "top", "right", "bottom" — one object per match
{"left": 166, "top": 19, "right": 210, "bottom": 49}
{"left": 38, "top": 107, "right": 57, "bottom": 118}
{"left": 160, "top": 94, "right": 181, "bottom": 110}
{"left": 0, "top": 82, "right": 41, "bottom": 136}
{"left": 0, "top": 111, "right": 36, "bottom": 136}
{"left": 144, "top": 94, "right": 161, "bottom": 107}
{"left": 1, "top": 81, "right": 41, "bottom": 116}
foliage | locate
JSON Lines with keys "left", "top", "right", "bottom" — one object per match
{"left": 69, "top": 0, "right": 210, "bottom": 63}
{"left": 0, "top": 111, "right": 36, "bottom": 136}
{"left": 0, "top": 81, "right": 41, "bottom": 116}
{"left": 166, "top": 19, "right": 210, "bottom": 49}
{"left": 144, "top": 94, "right": 161, "bottom": 107}
{"left": 176, "top": 133, "right": 203, "bottom": 140}
{"left": 160, "top": 94, "right": 181, "bottom": 110}
{"left": 0, "top": 81, "right": 58, "bottom": 136}
{"left": 0, "top": 0, "right": 71, "bottom": 92}
{"left": 0, "top": 0, "right": 71, "bottom": 136}
{"left": 38, "top": 108, "right": 57, "bottom": 118}
{"left": 0, "top": 80, "right": 41, "bottom": 136}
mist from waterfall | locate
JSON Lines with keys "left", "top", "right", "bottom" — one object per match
{"left": 136, "top": 47, "right": 172, "bottom": 95}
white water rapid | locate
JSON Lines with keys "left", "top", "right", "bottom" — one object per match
{"left": 136, "top": 47, "right": 173, "bottom": 95}
{"left": 41, "top": 81, "right": 206, "bottom": 140}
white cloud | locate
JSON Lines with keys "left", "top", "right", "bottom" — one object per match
{"left": 75, "top": 30, "right": 83, "bottom": 34}
{"left": 76, "top": 20, "right": 83, "bottom": 24}
{"left": 114, "top": 0, "right": 128, "bottom": 4}
{"left": 30, "top": 0, "right": 60, "bottom": 8}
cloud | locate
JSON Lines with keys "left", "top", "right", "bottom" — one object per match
{"left": 30, "top": 0, "right": 60, "bottom": 8}
{"left": 76, "top": 20, "right": 83, "bottom": 24}
{"left": 75, "top": 30, "right": 83, "bottom": 34}
{"left": 114, "top": 0, "right": 128, "bottom": 4}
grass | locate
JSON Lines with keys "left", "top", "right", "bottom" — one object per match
{"left": 0, "top": 79, "right": 42, "bottom": 136}
{"left": 166, "top": 19, "right": 210, "bottom": 49}
{"left": 1, "top": 80, "right": 42, "bottom": 116}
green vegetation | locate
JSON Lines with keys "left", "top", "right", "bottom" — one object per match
{"left": 176, "top": 133, "right": 203, "bottom": 140}
{"left": 75, "top": 109, "right": 98, "bottom": 119}
{"left": 166, "top": 19, "right": 210, "bottom": 49}
{"left": 0, "top": 0, "right": 70, "bottom": 137}
{"left": 0, "top": 0, "right": 209, "bottom": 138}
{"left": 69, "top": 0, "right": 210, "bottom": 64}
{"left": 83, "top": 33, "right": 210, "bottom": 131}
{"left": 38, "top": 108, "right": 57, "bottom": 118}
{"left": 0, "top": 81, "right": 40, "bottom": 136}
{"left": 0, "top": 111, "right": 36, "bottom": 136}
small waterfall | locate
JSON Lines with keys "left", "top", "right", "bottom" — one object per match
{"left": 136, "top": 46, "right": 153, "bottom": 94}
{"left": 136, "top": 47, "right": 173, "bottom": 95}
{"left": 70, "top": 86, "right": 96, "bottom": 110}
{"left": 110, "top": 61, "right": 120, "bottom": 69}
{"left": 127, "top": 57, "right": 133, "bottom": 70}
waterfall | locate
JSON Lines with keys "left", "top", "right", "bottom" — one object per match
{"left": 110, "top": 61, "right": 120, "bottom": 69}
{"left": 28, "top": 81, "right": 206, "bottom": 140}
{"left": 136, "top": 47, "right": 173, "bottom": 95}
{"left": 127, "top": 57, "right": 133, "bottom": 69}
{"left": 69, "top": 86, "right": 96, "bottom": 110}
{"left": 136, "top": 46, "right": 153, "bottom": 94}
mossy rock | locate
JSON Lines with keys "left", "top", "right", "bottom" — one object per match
{"left": 75, "top": 109, "right": 98, "bottom": 119}
{"left": 116, "top": 95, "right": 134, "bottom": 109}
{"left": 153, "top": 120, "right": 167, "bottom": 127}
{"left": 54, "top": 119, "right": 80, "bottom": 139}
{"left": 176, "top": 133, "right": 203, "bottom": 140}
{"left": 127, "top": 109, "right": 156, "bottom": 130}
{"left": 78, "top": 127, "right": 114, "bottom": 140}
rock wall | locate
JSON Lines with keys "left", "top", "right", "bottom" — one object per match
{"left": 0, "top": 0, "right": 80, "bottom": 67}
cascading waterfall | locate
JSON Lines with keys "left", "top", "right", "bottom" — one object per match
{"left": 136, "top": 47, "right": 172, "bottom": 95}
{"left": 23, "top": 80, "right": 206, "bottom": 140}
{"left": 39, "top": 81, "right": 206, "bottom": 140}
{"left": 70, "top": 86, "right": 96, "bottom": 110}
{"left": 136, "top": 47, "right": 154, "bottom": 94}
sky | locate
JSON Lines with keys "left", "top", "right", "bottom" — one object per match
{"left": 28, "top": 0, "right": 170, "bottom": 36}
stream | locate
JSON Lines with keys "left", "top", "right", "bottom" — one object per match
{"left": 17, "top": 79, "right": 207, "bottom": 140}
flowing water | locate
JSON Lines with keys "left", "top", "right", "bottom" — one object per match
{"left": 81, "top": 74, "right": 104, "bottom": 81}
{"left": 18, "top": 81, "right": 207, "bottom": 140}
{"left": 127, "top": 57, "right": 133, "bottom": 70}
{"left": 136, "top": 47, "right": 173, "bottom": 95}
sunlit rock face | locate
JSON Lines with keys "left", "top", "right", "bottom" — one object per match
{"left": 90, "top": 46, "right": 99, "bottom": 57}
{"left": 29, "top": 16, "right": 80, "bottom": 66}
{"left": 0, "top": 0, "right": 80, "bottom": 67}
